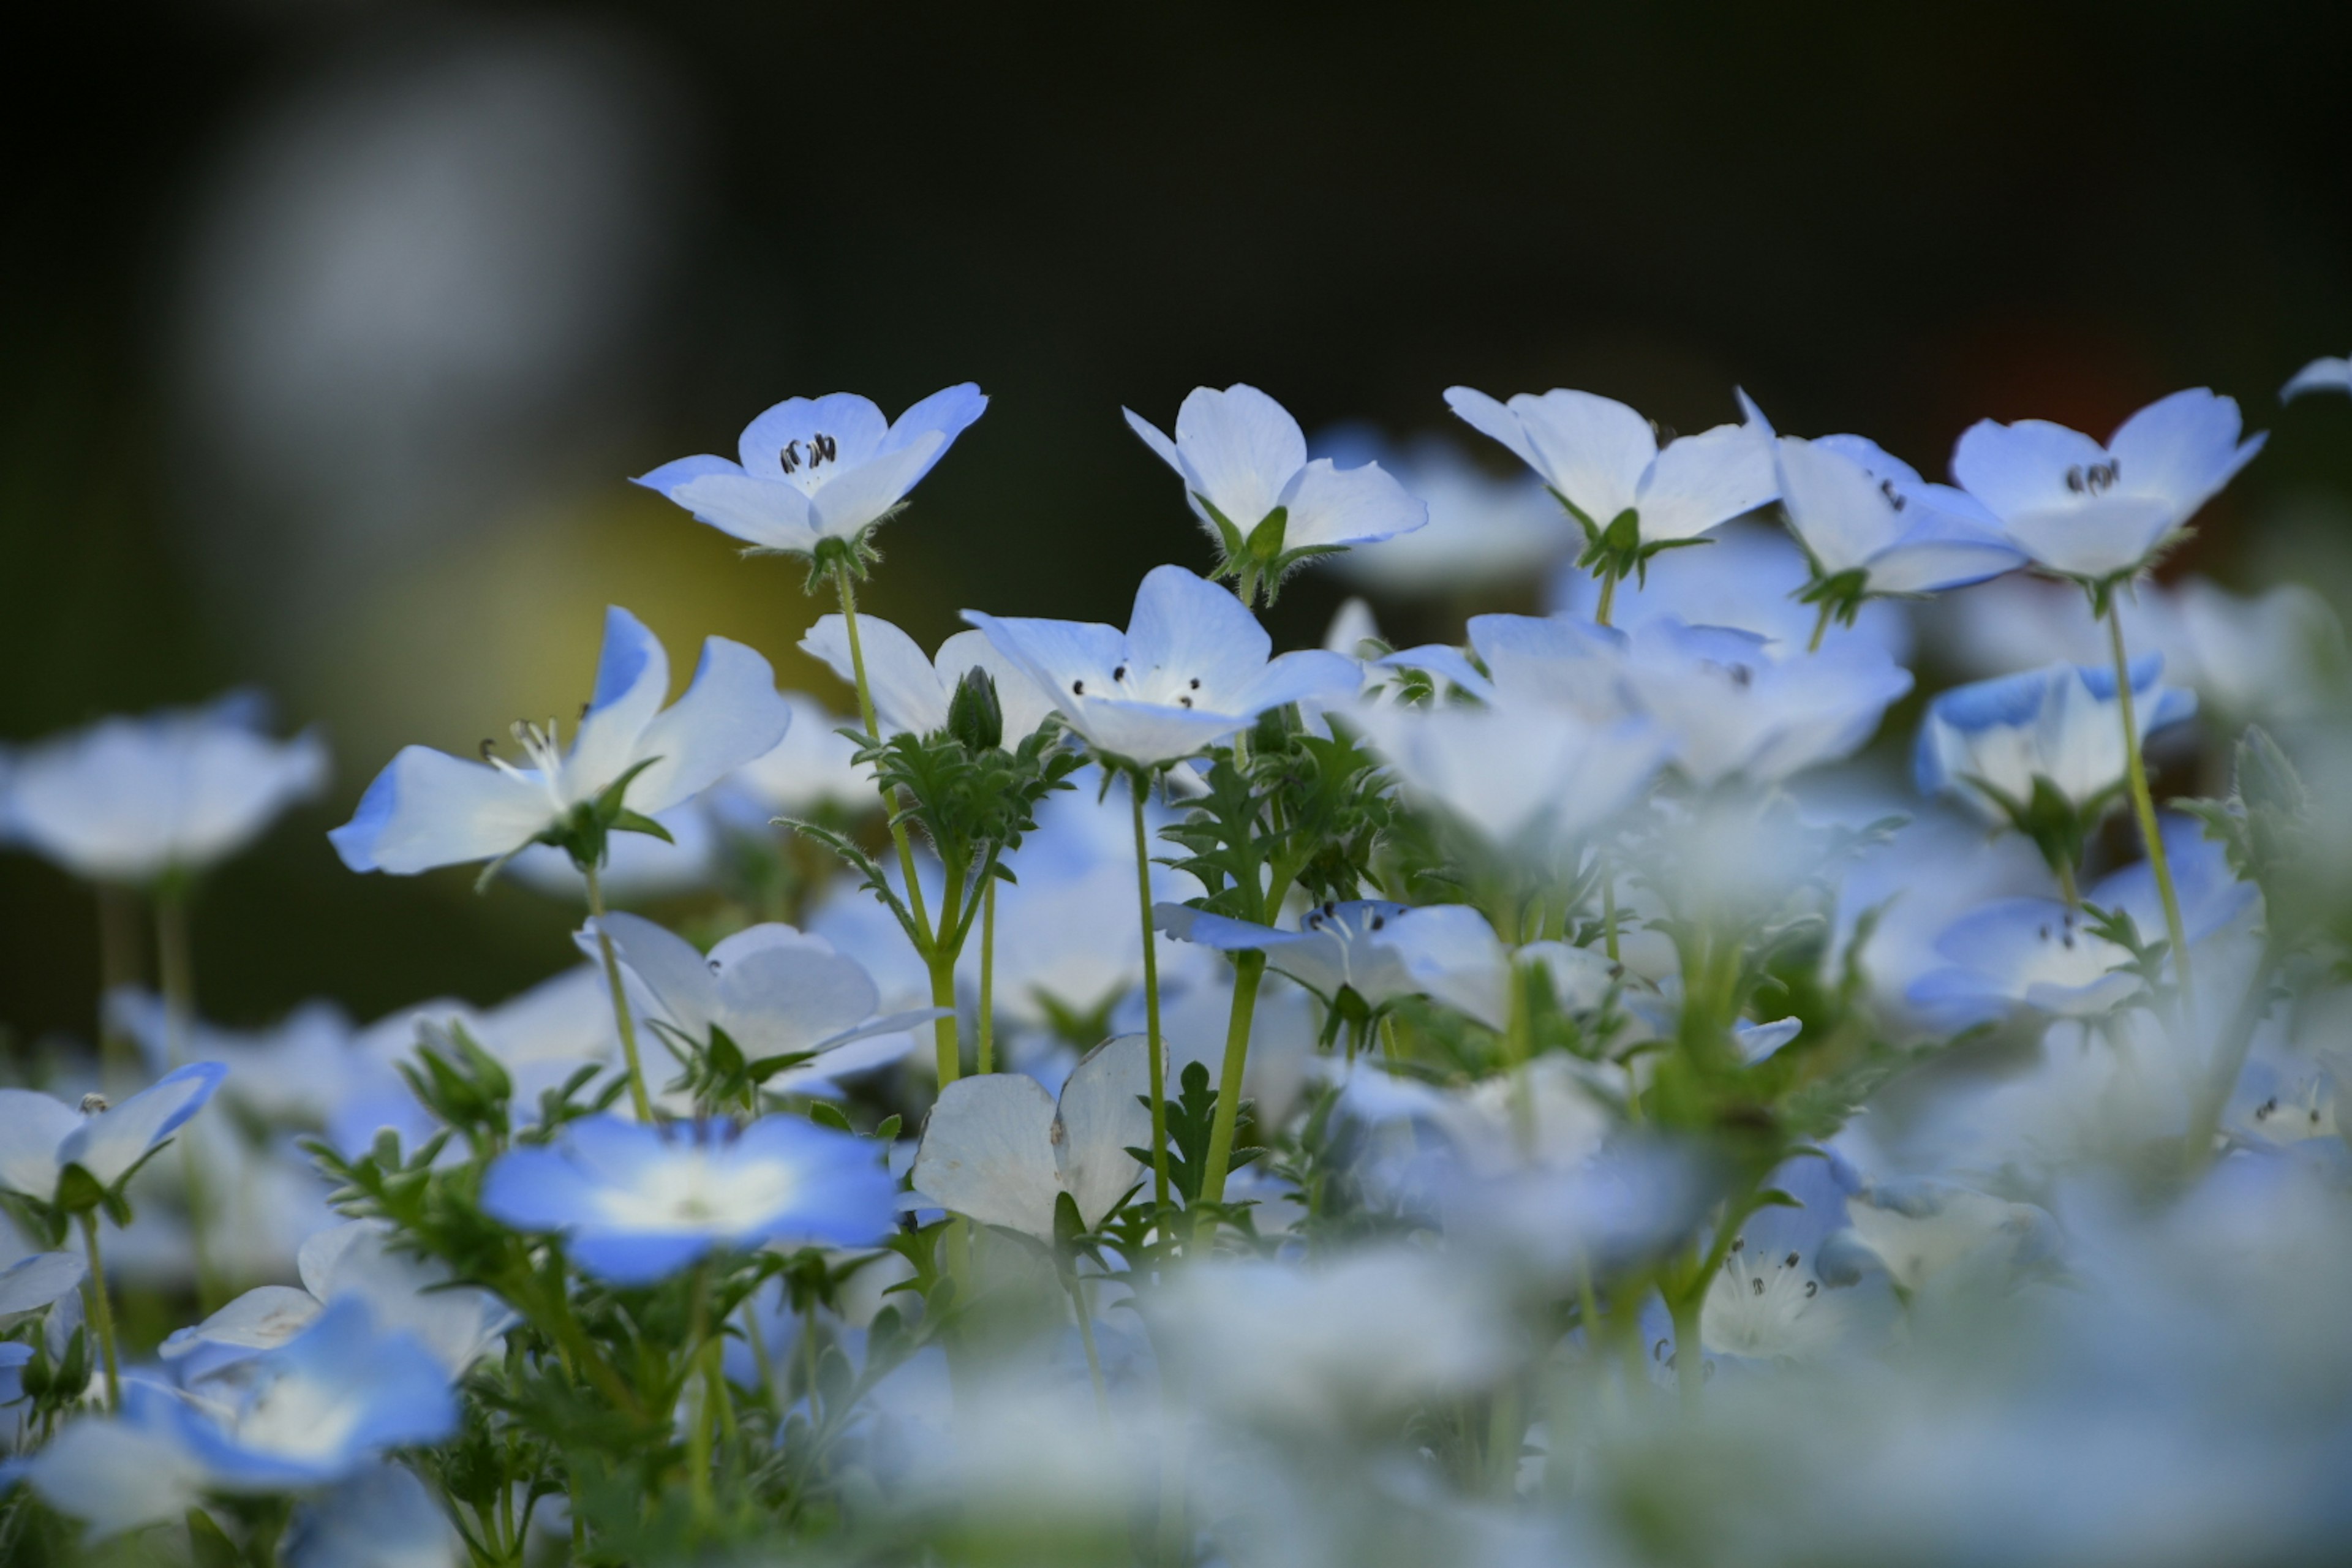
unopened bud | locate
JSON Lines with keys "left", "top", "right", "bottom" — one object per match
{"left": 948, "top": 666, "right": 1003, "bottom": 752}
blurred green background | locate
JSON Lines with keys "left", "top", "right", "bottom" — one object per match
{"left": 4, "top": 0, "right": 2348, "bottom": 1046}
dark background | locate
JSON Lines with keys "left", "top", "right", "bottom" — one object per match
{"left": 5, "top": 0, "right": 2348, "bottom": 1047}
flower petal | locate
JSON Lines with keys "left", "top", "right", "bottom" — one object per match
{"left": 627, "top": 638, "right": 794, "bottom": 815}
{"left": 801, "top": 613, "right": 951, "bottom": 737}
{"left": 1637, "top": 421, "right": 1778, "bottom": 542}
{"left": 330, "top": 746, "right": 556, "bottom": 874}
{"left": 1054, "top": 1033, "right": 1156, "bottom": 1229}
{"left": 913, "top": 1072, "right": 1063, "bottom": 1238}
{"left": 564, "top": 606, "right": 672, "bottom": 801}
{"left": 59, "top": 1062, "right": 225, "bottom": 1188}
{"left": 1277, "top": 458, "right": 1428, "bottom": 549}
{"left": 807, "top": 433, "right": 946, "bottom": 539}
{"left": 0, "top": 1091, "right": 78, "bottom": 1200}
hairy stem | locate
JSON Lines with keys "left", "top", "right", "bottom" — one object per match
{"left": 976, "top": 878, "right": 998, "bottom": 1074}
{"left": 1130, "top": 774, "right": 1172, "bottom": 1210}
{"left": 1593, "top": 568, "right": 1618, "bottom": 628}
{"left": 584, "top": 865, "right": 655, "bottom": 1122}
{"left": 1196, "top": 951, "right": 1265, "bottom": 1210}
{"left": 831, "top": 559, "right": 934, "bottom": 944}
{"left": 78, "top": 1212, "right": 121, "bottom": 1411}
{"left": 2106, "top": 601, "right": 2194, "bottom": 1016}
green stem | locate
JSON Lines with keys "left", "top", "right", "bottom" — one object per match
{"left": 1196, "top": 951, "right": 1265, "bottom": 1210}
{"left": 154, "top": 890, "right": 221, "bottom": 1310}
{"left": 1502, "top": 960, "right": 1537, "bottom": 1160}
{"left": 1131, "top": 774, "right": 1172, "bottom": 1210}
{"left": 2056, "top": 858, "right": 2081, "bottom": 911}
{"left": 1807, "top": 600, "right": 1833, "bottom": 654}
{"left": 976, "top": 878, "right": 998, "bottom": 1074}
{"left": 1485, "top": 1382, "right": 1525, "bottom": 1496}
{"left": 1600, "top": 858, "right": 1621, "bottom": 964}
{"left": 930, "top": 855, "right": 966, "bottom": 1086}
{"left": 1593, "top": 568, "right": 1618, "bottom": 628}
{"left": 2106, "top": 601, "right": 2194, "bottom": 1017}
{"left": 685, "top": 1286, "right": 716, "bottom": 1528}
{"left": 78, "top": 1212, "right": 121, "bottom": 1411}
{"left": 832, "top": 559, "right": 934, "bottom": 945}
{"left": 1668, "top": 1283, "right": 1704, "bottom": 1414}
{"left": 584, "top": 865, "right": 655, "bottom": 1122}
{"left": 744, "top": 1297, "right": 783, "bottom": 1417}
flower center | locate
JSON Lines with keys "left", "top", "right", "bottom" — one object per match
{"left": 481, "top": 719, "right": 571, "bottom": 810}
{"left": 2064, "top": 460, "right": 2122, "bottom": 496}
{"left": 778, "top": 432, "right": 839, "bottom": 477}
{"left": 1700, "top": 1235, "right": 1841, "bottom": 1360}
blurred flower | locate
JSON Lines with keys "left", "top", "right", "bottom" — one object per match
{"left": 634, "top": 385, "right": 987, "bottom": 555}
{"left": 911, "top": 1033, "right": 1155, "bottom": 1239}
{"left": 1312, "top": 429, "right": 1572, "bottom": 594}
{"left": 1690, "top": 1152, "right": 1890, "bottom": 1365}
{"left": 1112, "top": 968, "right": 1319, "bottom": 1131}
{"left": 1550, "top": 518, "right": 1913, "bottom": 658}
{"left": 965, "top": 565, "right": 1359, "bottom": 769}
{"left": 1125, "top": 384, "right": 1427, "bottom": 562}
{"left": 1913, "top": 656, "right": 2194, "bottom": 823}
{"left": 801, "top": 612, "right": 1057, "bottom": 741}
{"left": 331, "top": 605, "right": 791, "bottom": 875}
{"left": 589, "top": 911, "right": 938, "bottom": 1080}
{"left": 1621, "top": 619, "right": 1913, "bottom": 786}
{"left": 1349, "top": 699, "right": 1665, "bottom": 849}
{"left": 282, "top": 1464, "right": 463, "bottom": 1568}
{"left": 1843, "top": 1175, "right": 2060, "bottom": 1297}
{"left": 480, "top": 1114, "right": 895, "bottom": 1282}
{"left": 708, "top": 693, "right": 871, "bottom": 827}
{"left": 0, "top": 1253, "right": 85, "bottom": 1326}
{"left": 2282, "top": 353, "right": 2351, "bottom": 402}
{"left": 1444, "top": 385, "right": 1775, "bottom": 553}
{"left": 1156, "top": 900, "right": 1510, "bottom": 1027}
{"left": 0, "top": 692, "right": 326, "bottom": 886}
{"left": 1950, "top": 388, "right": 2264, "bottom": 582}
{"left": 0, "top": 1063, "right": 225, "bottom": 1210}
{"left": 162, "top": 1219, "right": 511, "bottom": 1379}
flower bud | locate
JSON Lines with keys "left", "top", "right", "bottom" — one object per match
{"left": 948, "top": 666, "right": 1004, "bottom": 752}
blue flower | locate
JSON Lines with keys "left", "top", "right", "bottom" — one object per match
{"left": 963, "top": 565, "right": 1359, "bottom": 768}
{"left": 1951, "top": 388, "right": 2265, "bottom": 582}
{"left": 1744, "top": 397, "right": 2024, "bottom": 601}
{"left": 1125, "top": 385, "right": 1426, "bottom": 581}
{"left": 0, "top": 1251, "right": 85, "bottom": 1325}
{"left": 1444, "top": 384, "right": 1776, "bottom": 552}
{"left": 1348, "top": 698, "right": 1665, "bottom": 848}
{"left": 2281, "top": 354, "right": 2350, "bottom": 402}
{"left": 0, "top": 692, "right": 326, "bottom": 886}
{"left": 634, "top": 385, "right": 987, "bottom": 556}
{"left": 1314, "top": 429, "right": 1572, "bottom": 595}
{"left": 481, "top": 1113, "right": 897, "bottom": 1283}
{"left": 331, "top": 606, "right": 792, "bottom": 876}
{"left": 1915, "top": 656, "right": 2195, "bottom": 821}
{"left": 0, "top": 1063, "right": 225, "bottom": 1209}
{"left": 1620, "top": 618, "right": 1914, "bottom": 786}
{"left": 1155, "top": 899, "right": 1510, "bottom": 1027}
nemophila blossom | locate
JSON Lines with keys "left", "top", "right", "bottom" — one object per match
{"left": 508, "top": 799, "right": 718, "bottom": 902}
{"left": 1843, "top": 1177, "right": 2060, "bottom": 1297}
{"left": 1112, "top": 970, "right": 1320, "bottom": 1131}
{"left": 963, "top": 565, "right": 1359, "bottom": 769}
{"left": 590, "top": 911, "right": 942, "bottom": 1079}
{"left": 281, "top": 1466, "right": 462, "bottom": 1568}
{"left": 0, "top": 1252, "right": 85, "bottom": 1325}
{"left": 331, "top": 606, "right": 792, "bottom": 876}
{"left": 1621, "top": 619, "right": 1914, "bottom": 787}
{"left": 707, "top": 693, "right": 871, "bottom": 827}
{"left": 1950, "top": 388, "right": 2265, "bottom": 584}
{"left": 911, "top": 1033, "right": 1155, "bottom": 1240}
{"left": 481, "top": 1113, "right": 896, "bottom": 1283}
{"left": 1313, "top": 429, "right": 1572, "bottom": 594}
{"left": 1689, "top": 1152, "right": 1890, "bottom": 1367}
{"left": 801, "top": 612, "right": 1057, "bottom": 742}
{"left": 162, "top": 1219, "right": 511, "bottom": 1378}
{"left": 1351, "top": 699, "right": 1664, "bottom": 850}
{"left": 1124, "top": 384, "right": 1426, "bottom": 597}
{"left": 1444, "top": 383, "right": 1775, "bottom": 586}
{"left": 1907, "top": 818, "right": 2254, "bottom": 1029}
{"left": 1749, "top": 405, "right": 2023, "bottom": 617}
{"left": 2282, "top": 354, "right": 2351, "bottom": 402}
{"left": 1156, "top": 900, "right": 1510, "bottom": 1027}
{"left": 1914, "top": 657, "right": 2194, "bottom": 874}
{"left": 634, "top": 385, "right": 987, "bottom": 557}
{"left": 0, "top": 1063, "right": 225, "bottom": 1211}
{"left": 0, "top": 692, "right": 326, "bottom": 886}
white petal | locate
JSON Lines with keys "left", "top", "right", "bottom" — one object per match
{"left": 563, "top": 607, "right": 672, "bottom": 798}
{"left": 163, "top": 1285, "right": 322, "bottom": 1357}
{"left": 1950, "top": 418, "right": 2111, "bottom": 523}
{"left": 0, "top": 1090, "right": 77, "bottom": 1200}
{"left": 809, "top": 434, "right": 946, "bottom": 538}
{"left": 1170, "top": 383, "right": 1306, "bottom": 529}
{"left": 1053, "top": 1033, "right": 1157, "bottom": 1229}
{"left": 801, "top": 613, "right": 952, "bottom": 738}
{"left": 1277, "top": 459, "right": 1428, "bottom": 549}
{"left": 1773, "top": 435, "right": 1901, "bottom": 574}
{"left": 714, "top": 944, "right": 881, "bottom": 1060}
{"left": 2282, "top": 355, "right": 2352, "bottom": 402}
{"left": 913, "top": 1073, "right": 1062, "bottom": 1238}
{"left": 58, "top": 1063, "right": 224, "bottom": 1188}
{"left": 627, "top": 638, "right": 794, "bottom": 815}
{"left": 330, "top": 746, "right": 556, "bottom": 875}
{"left": 1124, "top": 565, "right": 1273, "bottom": 701}
{"left": 1509, "top": 389, "right": 1655, "bottom": 522}
{"left": 597, "top": 912, "right": 722, "bottom": 1044}
{"left": 1636, "top": 421, "right": 1778, "bottom": 542}
{"left": 0, "top": 1251, "right": 86, "bottom": 1318}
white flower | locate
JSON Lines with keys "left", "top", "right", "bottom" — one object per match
{"left": 911, "top": 1033, "right": 1156, "bottom": 1239}
{"left": 1950, "top": 388, "right": 2264, "bottom": 582}
{"left": 0, "top": 692, "right": 325, "bottom": 884}
{"left": 1317, "top": 430, "right": 1571, "bottom": 594}
{"left": 0, "top": 1063, "right": 225, "bottom": 1208}
{"left": 2282, "top": 354, "right": 2351, "bottom": 402}
{"left": 1621, "top": 619, "right": 1913, "bottom": 787}
{"left": 799, "top": 613, "right": 1058, "bottom": 741}
{"left": 1156, "top": 899, "right": 1511, "bottom": 1027}
{"left": 331, "top": 606, "right": 791, "bottom": 875}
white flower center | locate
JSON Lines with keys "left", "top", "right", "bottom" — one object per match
{"left": 1698, "top": 1237, "right": 1849, "bottom": 1362}
{"left": 2248, "top": 1081, "right": 2337, "bottom": 1145}
{"left": 2013, "top": 910, "right": 2132, "bottom": 993}
{"left": 482, "top": 718, "right": 572, "bottom": 813}
{"left": 232, "top": 1366, "right": 369, "bottom": 1460}
{"left": 1072, "top": 663, "right": 1208, "bottom": 710}
{"left": 591, "top": 1147, "right": 799, "bottom": 1235}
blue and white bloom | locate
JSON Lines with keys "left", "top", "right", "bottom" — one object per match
{"left": 963, "top": 565, "right": 1359, "bottom": 769}
{"left": 1951, "top": 388, "right": 2266, "bottom": 583}
{"left": 1621, "top": 619, "right": 1914, "bottom": 787}
{"left": 1690, "top": 1152, "right": 1888, "bottom": 1366}
{"left": 1845, "top": 1176, "right": 2060, "bottom": 1296}
{"left": 1316, "top": 429, "right": 1573, "bottom": 594}
{"left": 1444, "top": 384, "right": 1776, "bottom": 557}
{"left": 1751, "top": 405, "right": 2024, "bottom": 606}
{"left": 162, "top": 1220, "right": 511, "bottom": 1378}
{"left": 1156, "top": 900, "right": 1511, "bottom": 1028}
{"left": 912, "top": 1033, "right": 1155, "bottom": 1240}
{"left": 1125, "top": 385, "right": 1426, "bottom": 581}
{"left": 591, "top": 911, "right": 942, "bottom": 1078}
{"left": 0, "top": 1063, "right": 225, "bottom": 1210}
{"left": 331, "top": 606, "right": 793, "bottom": 876}
{"left": 801, "top": 613, "right": 1058, "bottom": 741}
{"left": 709, "top": 694, "right": 872, "bottom": 827}
{"left": 2282, "top": 354, "right": 2351, "bottom": 402}
{"left": 1915, "top": 656, "right": 2195, "bottom": 822}
{"left": 0, "top": 693, "right": 326, "bottom": 886}
{"left": 0, "top": 1252, "right": 86, "bottom": 1327}
{"left": 481, "top": 1114, "right": 897, "bottom": 1283}
{"left": 1349, "top": 699, "right": 1665, "bottom": 848}
{"left": 634, "top": 385, "right": 987, "bottom": 556}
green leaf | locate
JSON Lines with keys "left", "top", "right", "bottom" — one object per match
{"left": 809, "top": 1101, "right": 854, "bottom": 1134}
{"left": 609, "top": 807, "right": 676, "bottom": 845}
{"left": 186, "top": 1510, "right": 244, "bottom": 1568}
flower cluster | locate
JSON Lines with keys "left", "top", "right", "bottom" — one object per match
{"left": 4, "top": 369, "right": 2351, "bottom": 1568}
